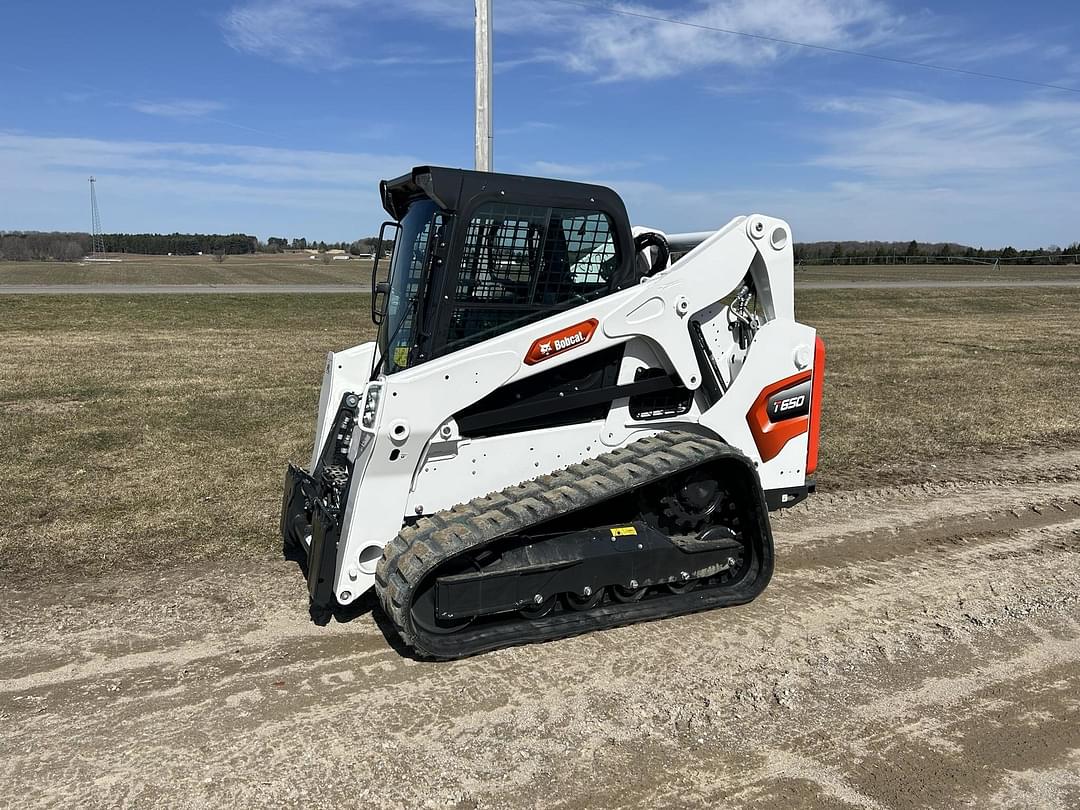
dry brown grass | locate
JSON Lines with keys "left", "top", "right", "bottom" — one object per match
{"left": 0, "top": 295, "right": 374, "bottom": 580}
{"left": 4, "top": 257, "right": 1077, "bottom": 289}
{"left": 804, "top": 287, "right": 1080, "bottom": 486}
{"left": 1, "top": 287, "right": 1078, "bottom": 581}
{"left": 796, "top": 263, "right": 1080, "bottom": 283}
{"left": 0, "top": 253, "right": 373, "bottom": 286}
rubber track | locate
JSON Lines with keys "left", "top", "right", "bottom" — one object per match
{"left": 375, "top": 430, "right": 774, "bottom": 659}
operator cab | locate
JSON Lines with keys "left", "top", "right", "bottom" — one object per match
{"left": 371, "top": 166, "right": 656, "bottom": 378}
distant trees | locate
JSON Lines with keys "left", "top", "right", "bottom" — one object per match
{"left": 793, "top": 239, "right": 1080, "bottom": 265}
{"left": 348, "top": 236, "right": 394, "bottom": 256}
{"left": 0, "top": 232, "right": 92, "bottom": 261}
{"left": 0, "top": 231, "right": 397, "bottom": 261}
{"left": 101, "top": 233, "right": 258, "bottom": 255}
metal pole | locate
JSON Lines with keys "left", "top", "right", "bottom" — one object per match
{"left": 475, "top": 0, "right": 492, "bottom": 172}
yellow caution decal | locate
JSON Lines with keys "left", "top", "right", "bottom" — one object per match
{"left": 609, "top": 526, "right": 638, "bottom": 537}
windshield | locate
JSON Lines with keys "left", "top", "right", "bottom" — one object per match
{"left": 379, "top": 198, "right": 441, "bottom": 374}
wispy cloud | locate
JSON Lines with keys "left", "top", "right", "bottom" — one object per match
{"left": 221, "top": 0, "right": 475, "bottom": 70}
{"left": 221, "top": 0, "right": 915, "bottom": 81}
{"left": 222, "top": 0, "right": 366, "bottom": 70}
{"left": 559, "top": 0, "right": 905, "bottom": 80}
{"left": 129, "top": 99, "right": 228, "bottom": 119}
{"left": 596, "top": 174, "right": 1080, "bottom": 248}
{"left": 353, "top": 55, "right": 468, "bottom": 67}
{"left": 0, "top": 131, "right": 426, "bottom": 236}
{"left": 527, "top": 159, "right": 644, "bottom": 178}
{"left": 0, "top": 132, "right": 418, "bottom": 186}
{"left": 810, "top": 94, "right": 1080, "bottom": 177}
{"left": 496, "top": 120, "right": 559, "bottom": 137}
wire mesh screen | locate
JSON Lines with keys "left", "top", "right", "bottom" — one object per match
{"left": 445, "top": 203, "right": 617, "bottom": 352}
{"left": 535, "top": 210, "right": 615, "bottom": 304}
{"left": 456, "top": 203, "right": 545, "bottom": 304}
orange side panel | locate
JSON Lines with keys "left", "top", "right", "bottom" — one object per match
{"left": 746, "top": 370, "right": 812, "bottom": 463}
{"left": 806, "top": 336, "right": 826, "bottom": 475}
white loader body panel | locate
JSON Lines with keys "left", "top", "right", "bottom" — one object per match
{"left": 310, "top": 214, "right": 819, "bottom": 605}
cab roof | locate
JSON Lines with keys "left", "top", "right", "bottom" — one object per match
{"left": 379, "top": 166, "right": 630, "bottom": 225}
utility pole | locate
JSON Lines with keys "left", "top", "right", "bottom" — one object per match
{"left": 475, "top": 0, "right": 493, "bottom": 172}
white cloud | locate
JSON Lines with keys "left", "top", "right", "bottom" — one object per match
{"left": 528, "top": 159, "right": 644, "bottom": 178}
{"left": 605, "top": 176, "right": 1080, "bottom": 248}
{"left": 0, "top": 132, "right": 426, "bottom": 238}
{"left": 222, "top": 0, "right": 368, "bottom": 70}
{"left": 590, "top": 92, "right": 1080, "bottom": 245}
{"left": 496, "top": 121, "right": 559, "bottom": 137}
{"left": 536, "top": 0, "right": 905, "bottom": 80}
{"left": 221, "top": 0, "right": 911, "bottom": 80}
{"left": 810, "top": 95, "right": 1080, "bottom": 177}
{"left": 129, "top": 99, "right": 228, "bottom": 119}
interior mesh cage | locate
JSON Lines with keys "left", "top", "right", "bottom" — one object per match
{"left": 445, "top": 203, "right": 618, "bottom": 353}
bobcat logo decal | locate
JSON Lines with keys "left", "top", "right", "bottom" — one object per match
{"left": 525, "top": 319, "right": 599, "bottom": 365}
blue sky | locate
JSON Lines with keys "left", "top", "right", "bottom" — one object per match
{"left": 1, "top": 0, "right": 1078, "bottom": 246}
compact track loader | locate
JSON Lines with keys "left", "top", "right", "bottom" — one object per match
{"left": 281, "top": 166, "right": 824, "bottom": 658}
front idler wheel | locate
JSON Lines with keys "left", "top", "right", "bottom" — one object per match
{"left": 410, "top": 556, "right": 480, "bottom": 635}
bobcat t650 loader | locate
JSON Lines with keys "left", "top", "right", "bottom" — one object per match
{"left": 281, "top": 166, "right": 824, "bottom": 658}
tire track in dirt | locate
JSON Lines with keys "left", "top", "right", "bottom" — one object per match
{"left": 1, "top": 450, "right": 1079, "bottom": 808}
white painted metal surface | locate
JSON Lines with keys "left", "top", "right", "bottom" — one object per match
{"left": 313, "top": 212, "right": 819, "bottom": 605}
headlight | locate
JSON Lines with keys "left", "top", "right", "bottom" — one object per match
{"left": 361, "top": 382, "right": 383, "bottom": 430}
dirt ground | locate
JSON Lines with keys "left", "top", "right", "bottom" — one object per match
{"left": 1, "top": 445, "right": 1078, "bottom": 808}
{"left": 2, "top": 285, "right": 1079, "bottom": 808}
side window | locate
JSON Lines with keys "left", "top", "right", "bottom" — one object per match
{"left": 445, "top": 203, "right": 618, "bottom": 352}
{"left": 385, "top": 210, "right": 442, "bottom": 373}
{"left": 535, "top": 210, "right": 615, "bottom": 304}
{"left": 457, "top": 204, "right": 545, "bottom": 305}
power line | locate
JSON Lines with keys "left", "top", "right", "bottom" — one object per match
{"left": 548, "top": 0, "right": 1080, "bottom": 94}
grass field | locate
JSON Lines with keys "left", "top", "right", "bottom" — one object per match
{"left": 2, "top": 256, "right": 1077, "bottom": 287}
{"left": 0, "top": 253, "right": 374, "bottom": 286}
{"left": 2, "top": 287, "right": 1079, "bottom": 580}
{"left": 796, "top": 262, "right": 1080, "bottom": 282}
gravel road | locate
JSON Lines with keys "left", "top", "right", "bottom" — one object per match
{"left": 2, "top": 447, "right": 1079, "bottom": 808}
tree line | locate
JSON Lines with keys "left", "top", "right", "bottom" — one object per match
{"left": 795, "top": 240, "right": 1080, "bottom": 264}
{"left": 3, "top": 231, "right": 1076, "bottom": 264}
{"left": 263, "top": 236, "right": 391, "bottom": 254}
{"left": 0, "top": 231, "right": 395, "bottom": 260}
{"left": 0, "top": 231, "right": 259, "bottom": 259}
{"left": 101, "top": 233, "right": 260, "bottom": 255}
{"left": 0, "top": 231, "right": 92, "bottom": 261}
